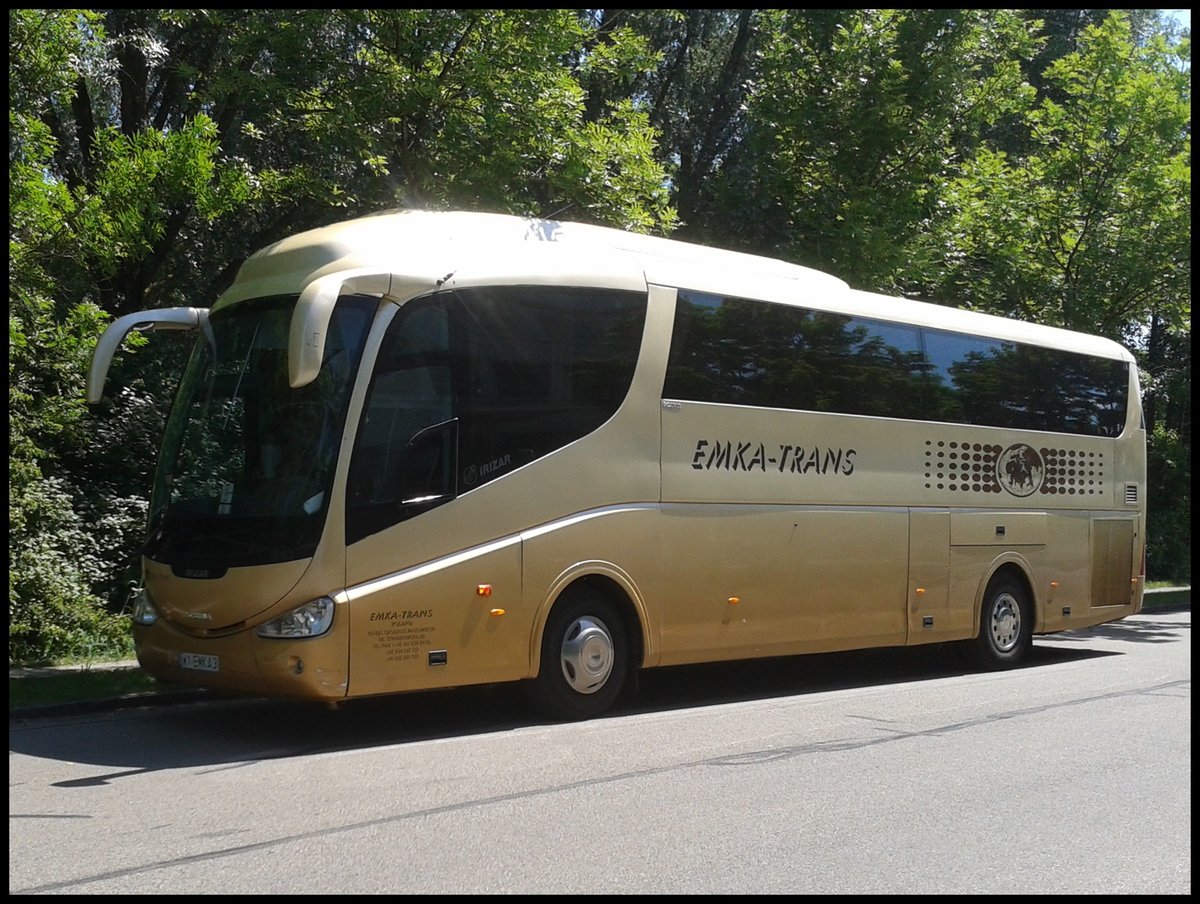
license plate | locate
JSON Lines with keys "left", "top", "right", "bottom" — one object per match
{"left": 179, "top": 652, "right": 219, "bottom": 672}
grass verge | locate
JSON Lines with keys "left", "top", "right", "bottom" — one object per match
{"left": 9, "top": 667, "right": 161, "bottom": 712}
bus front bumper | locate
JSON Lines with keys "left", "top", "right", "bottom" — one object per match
{"left": 134, "top": 618, "right": 350, "bottom": 701}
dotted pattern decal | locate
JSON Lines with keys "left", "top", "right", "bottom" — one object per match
{"left": 923, "top": 441, "right": 1105, "bottom": 497}
{"left": 1040, "top": 447, "right": 1106, "bottom": 496}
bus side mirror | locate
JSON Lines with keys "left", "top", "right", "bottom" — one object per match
{"left": 288, "top": 271, "right": 441, "bottom": 390}
{"left": 86, "top": 307, "right": 209, "bottom": 404}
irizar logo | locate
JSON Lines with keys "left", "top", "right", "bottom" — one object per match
{"left": 463, "top": 454, "right": 512, "bottom": 487}
{"left": 996, "top": 443, "right": 1044, "bottom": 497}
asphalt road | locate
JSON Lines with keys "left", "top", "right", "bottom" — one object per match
{"left": 9, "top": 608, "right": 1192, "bottom": 894}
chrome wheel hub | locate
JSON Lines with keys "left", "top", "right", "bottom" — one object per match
{"left": 559, "top": 616, "right": 614, "bottom": 694}
{"left": 990, "top": 593, "right": 1021, "bottom": 652}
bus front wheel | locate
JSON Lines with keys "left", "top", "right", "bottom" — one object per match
{"left": 970, "top": 572, "right": 1032, "bottom": 670}
{"left": 530, "top": 592, "right": 628, "bottom": 721}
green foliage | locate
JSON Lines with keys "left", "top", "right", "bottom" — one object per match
{"left": 9, "top": 11, "right": 118, "bottom": 665}
{"left": 290, "top": 9, "right": 676, "bottom": 229}
{"left": 8, "top": 10, "right": 245, "bottom": 664}
{"left": 710, "top": 9, "right": 1040, "bottom": 285}
{"left": 8, "top": 278, "right": 131, "bottom": 666}
{"left": 585, "top": 10, "right": 760, "bottom": 232}
{"left": 905, "top": 13, "right": 1191, "bottom": 342}
{"left": 7, "top": 8, "right": 678, "bottom": 666}
{"left": 10, "top": 668, "right": 159, "bottom": 711}
{"left": 8, "top": 465, "right": 134, "bottom": 666}
{"left": 72, "top": 116, "right": 251, "bottom": 276}
{"left": 1146, "top": 425, "right": 1191, "bottom": 583}
{"left": 6, "top": 8, "right": 1192, "bottom": 664}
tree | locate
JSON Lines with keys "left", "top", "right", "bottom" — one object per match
{"left": 901, "top": 12, "right": 1190, "bottom": 580}
{"left": 588, "top": 9, "right": 762, "bottom": 234}
{"left": 8, "top": 8, "right": 676, "bottom": 665}
{"left": 701, "top": 9, "right": 1039, "bottom": 288}
{"left": 10, "top": 9, "right": 132, "bottom": 661}
{"left": 9, "top": 9, "right": 1190, "bottom": 664}
{"left": 621, "top": 8, "right": 1189, "bottom": 580}
{"left": 906, "top": 13, "right": 1190, "bottom": 338}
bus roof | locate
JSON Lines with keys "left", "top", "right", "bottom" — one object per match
{"left": 218, "top": 208, "right": 1134, "bottom": 365}
{"left": 217, "top": 208, "right": 847, "bottom": 307}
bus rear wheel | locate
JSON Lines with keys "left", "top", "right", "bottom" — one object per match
{"left": 969, "top": 572, "right": 1032, "bottom": 670}
{"left": 530, "top": 591, "right": 627, "bottom": 721}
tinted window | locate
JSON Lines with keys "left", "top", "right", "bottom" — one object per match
{"left": 923, "top": 330, "right": 1128, "bottom": 436}
{"left": 664, "top": 291, "right": 1128, "bottom": 437}
{"left": 348, "top": 286, "right": 646, "bottom": 542}
{"left": 665, "top": 291, "right": 929, "bottom": 418}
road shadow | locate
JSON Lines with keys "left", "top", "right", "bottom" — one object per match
{"left": 1042, "top": 611, "right": 1190, "bottom": 645}
{"left": 9, "top": 612, "right": 1188, "bottom": 781}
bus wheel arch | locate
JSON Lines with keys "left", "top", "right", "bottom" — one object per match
{"left": 528, "top": 570, "right": 645, "bottom": 721}
{"left": 969, "top": 562, "right": 1035, "bottom": 670}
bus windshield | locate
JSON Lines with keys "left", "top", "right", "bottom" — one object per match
{"left": 145, "top": 294, "right": 376, "bottom": 568}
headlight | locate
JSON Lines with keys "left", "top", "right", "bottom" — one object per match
{"left": 256, "top": 597, "right": 336, "bottom": 639}
{"left": 131, "top": 587, "right": 158, "bottom": 626}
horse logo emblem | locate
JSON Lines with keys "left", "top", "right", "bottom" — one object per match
{"left": 996, "top": 443, "right": 1044, "bottom": 497}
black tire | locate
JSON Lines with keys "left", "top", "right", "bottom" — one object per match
{"left": 969, "top": 572, "right": 1032, "bottom": 670}
{"left": 529, "top": 592, "right": 628, "bottom": 721}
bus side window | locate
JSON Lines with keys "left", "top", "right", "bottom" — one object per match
{"left": 347, "top": 302, "right": 453, "bottom": 542}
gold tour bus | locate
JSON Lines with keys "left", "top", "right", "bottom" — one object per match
{"left": 87, "top": 209, "right": 1147, "bottom": 720}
